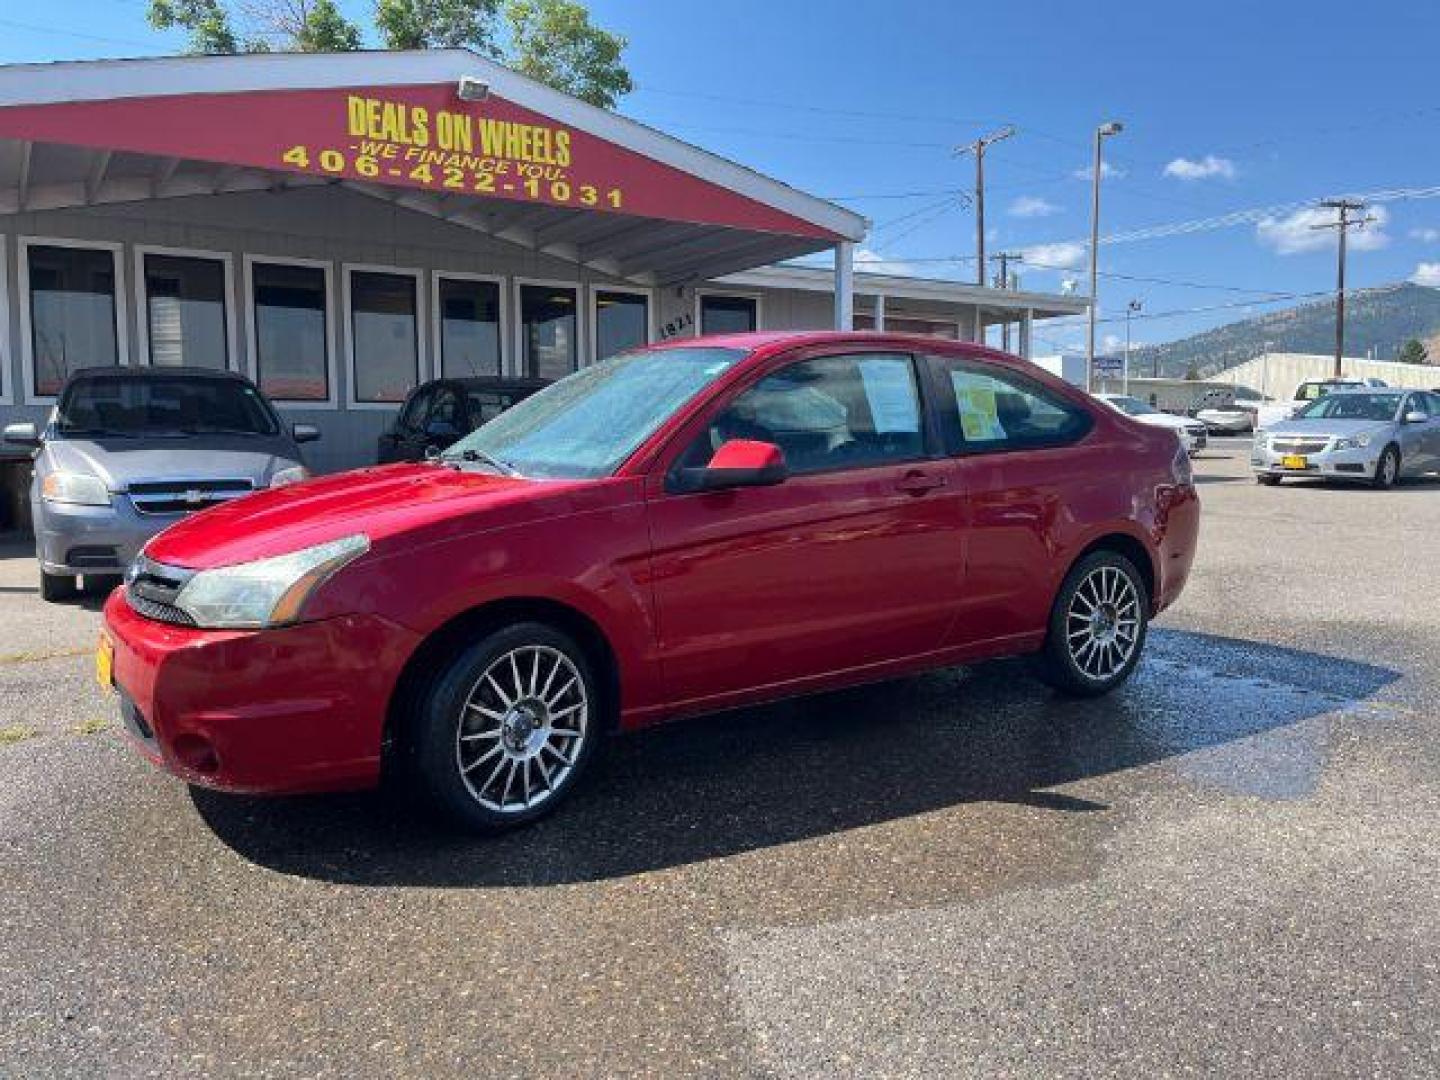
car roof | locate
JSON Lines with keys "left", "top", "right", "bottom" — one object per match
{"left": 64, "top": 365, "right": 251, "bottom": 382}
{"left": 643, "top": 329, "right": 1039, "bottom": 370}
{"left": 1326, "top": 387, "right": 1401, "bottom": 395}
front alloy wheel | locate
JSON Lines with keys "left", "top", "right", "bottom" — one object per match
{"left": 411, "top": 622, "right": 599, "bottom": 831}
{"left": 1036, "top": 551, "right": 1149, "bottom": 697}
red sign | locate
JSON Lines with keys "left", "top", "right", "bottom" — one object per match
{"left": 0, "top": 84, "right": 839, "bottom": 239}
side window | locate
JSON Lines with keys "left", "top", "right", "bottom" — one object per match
{"left": 683, "top": 352, "right": 924, "bottom": 475}
{"left": 427, "top": 385, "right": 465, "bottom": 433}
{"left": 928, "top": 356, "right": 1092, "bottom": 454}
{"left": 397, "top": 385, "right": 433, "bottom": 434}
{"left": 1405, "top": 393, "right": 1430, "bottom": 418}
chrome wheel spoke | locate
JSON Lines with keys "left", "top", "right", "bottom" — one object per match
{"left": 544, "top": 676, "right": 578, "bottom": 709}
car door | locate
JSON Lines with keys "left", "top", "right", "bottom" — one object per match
{"left": 920, "top": 352, "right": 1100, "bottom": 645}
{"left": 644, "top": 348, "right": 966, "bottom": 709}
{"left": 1395, "top": 393, "right": 1430, "bottom": 474}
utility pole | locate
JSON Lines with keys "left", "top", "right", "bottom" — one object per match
{"left": 1086, "top": 121, "right": 1124, "bottom": 391}
{"left": 991, "top": 252, "right": 1023, "bottom": 352}
{"left": 955, "top": 126, "right": 1015, "bottom": 287}
{"left": 1311, "top": 199, "right": 1373, "bottom": 378}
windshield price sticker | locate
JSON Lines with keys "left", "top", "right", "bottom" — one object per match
{"left": 279, "top": 94, "right": 624, "bottom": 210}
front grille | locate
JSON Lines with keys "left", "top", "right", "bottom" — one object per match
{"left": 124, "top": 555, "right": 197, "bottom": 627}
{"left": 127, "top": 478, "right": 254, "bottom": 516}
{"left": 1271, "top": 437, "right": 1331, "bottom": 454}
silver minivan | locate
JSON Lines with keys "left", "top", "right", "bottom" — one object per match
{"left": 3, "top": 366, "right": 318, "bottom": 600}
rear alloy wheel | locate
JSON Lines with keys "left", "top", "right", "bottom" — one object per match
{"left": 411, "top": 622, "right": 599, "bottom": 832}
{"left": 1035, "top": 551, "right": 1149, "bottom": 697}
{"left": 39, "top": 570, "right": 79, "bottom": 603}
{"left": 1373, "top": 445, "right": 1401, "bottom": 489}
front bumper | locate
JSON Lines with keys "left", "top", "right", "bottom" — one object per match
{"left": 101, "top": 589, "right": 422, "bottom": 794}
{"left": 34, "top": 495, "right": 176, "bottom": 576}
{"left": 1250, "top": 440, "right": 1378, "bottom": 481}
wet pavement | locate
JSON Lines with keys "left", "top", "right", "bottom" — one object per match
{"left": 1, "top": 439, "right": 1437, "bottom": 1077}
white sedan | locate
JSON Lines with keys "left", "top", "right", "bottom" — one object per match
{"left": 1094, "top": 393, "right": 1208, "bottom": 455}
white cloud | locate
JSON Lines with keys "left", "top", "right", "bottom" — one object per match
{"left": 1072, "top": 161, "right": 1125, "bottom": 182}
{"left": 1409, "top": 227, "right": 1440, "bottom": 242}
{"left": 854, "top": 247, "right": 925, "bottom": 278}
{"left": 1255, "top": 205, "right": 1390, "bottom": 255}
{"left": 1008, "top": 195, "right": 1060, "bottom": 218}
{"left": 1410, "top": 262, "right": 1440, "bottom": 286}
{"left": 1020, "top": 241, "right": 1087, "bottom": 271}
{"left": 1163, "top": 155, "right": 1237, "bottom": 181}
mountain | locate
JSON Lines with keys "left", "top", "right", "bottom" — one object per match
{"left": 1128, "top": 282, "right": 1440, "bottom": 379}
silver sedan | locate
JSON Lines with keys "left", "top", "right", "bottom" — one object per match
{"left": 1251, "top": 388, "right": 1440, "bottom": 488}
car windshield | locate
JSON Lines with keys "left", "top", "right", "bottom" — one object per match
{"left": 1295, "top": 393, "right": 1401, "bottom": 422}
{"left": 442, "top": 347, "right": 745, "bottom": 479}
{"left": 1105, "top": 395, "right": 1157, "bottom": 416}
{"left": 55, "top": 374, "right": 280, "bottom": 437}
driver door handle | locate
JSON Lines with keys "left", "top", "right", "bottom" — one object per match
{"left": 895, "top": 470, "right": 946, "bottom": 495}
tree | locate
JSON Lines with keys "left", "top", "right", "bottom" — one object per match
{"left": 147, "top": 0, "right": 239, "bottom": 54}
{"left": 1184, "top": 363, "right": 1201, "bottom": 381}
{"left": 502, "top": 0, "right": 632, "bottom": 109}
{"left": 1397, "top": 338, "right": 1429, "bottom": 365}
{"left": 376, "top": 0, "right": 502, "bottom": 54}
{"left": 148, "top": 0, "right": 632, "bottom": 108}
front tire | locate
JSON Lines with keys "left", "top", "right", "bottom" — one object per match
{"left": 1373, "top": 445, "right": 1400, "bottom": 489}
{"left": 39, "top": 570, "right": 78, "bottom": 602}
{"left": 409, "top": 622, "right": 600, "bottom": 832}
{"left": 1035, "top": 551, "right": 1149, "bottom": 697}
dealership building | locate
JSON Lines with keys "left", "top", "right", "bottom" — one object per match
{"left": 0, "top": 48, "right": 1084, "bottom": 512}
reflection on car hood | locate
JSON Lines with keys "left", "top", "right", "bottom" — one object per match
{"left": 1130, "top": 412, "right": 1196, "bottom": 431}
{"left": 1264, "top": 418, "right": 1391, "bottom": 439}
{"left": 142, "top": 463, "right": 601, "bottom": 569}
{"left": 44, "top": 434, "right": 303, "bottom": 490}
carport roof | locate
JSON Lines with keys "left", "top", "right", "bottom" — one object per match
{"left": 0, "top": 49, "right": 867, "bottom": 285}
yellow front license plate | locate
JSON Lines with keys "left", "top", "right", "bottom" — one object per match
{"left": 1281, "top": 454, "right": 1308, "bottom": 470}
{"left": 95, "top": 634, "right": 114, "bottom": 691}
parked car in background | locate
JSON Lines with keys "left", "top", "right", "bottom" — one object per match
{"left": 100, "top": 332, "right": 1199, "bottom": 832}
{"left": 1094, "top": 393, "right": 1208, "bottom": 454}
{"left": 3, "top": 366, "right": 316, "bottom": 601}
{"left": 1252, "top": 388, "right": 1440, "bottom": 487}
{"left": 1254, "top": 377, "right": 1388, "bottom": 430}
{"left": 1195, "top": 402, "right": 1257, "bottom": 434}
{"left": 377, "top": 377, "right": 549, "bottom": 463}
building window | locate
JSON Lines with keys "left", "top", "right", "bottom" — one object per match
{"left": 594, "top": 289, "right": 649, "bottom": 360}
{"left": 438, "top": 276, "right": 502, "bottom": 378}
{"left": 699, "top": 294, "right": 757, "bottom": 336}
{"left": 519, "top": 283, "right": 578, "bottom": 379}
{"left": 27, "top": 244, "right": 120, "bottom": 396}
{"left": 350, "top": 270, "right": 420, "bottom": 404}
{"left": 252, "top": 261, "right": 330, "bottom": 402}
{"left": 143, "top": 253, "right": 229, "bottom": 369}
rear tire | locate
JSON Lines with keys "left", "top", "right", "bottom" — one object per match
{"left": 1256, "top": 473, "right": 1281, "bottom": 486}
{"left": 407, "top": 621, "right": 601, "bottom": 833}
{"left": 1373, "top": 445, "right": 1400, "bottom": 489}
{"left": 39, "top": 571, "right": 78, "bottom": 603}
{"left": 1035, "top": 550, "right": 1149, "bottom": 698}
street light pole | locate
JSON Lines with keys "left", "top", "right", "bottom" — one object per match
{"left": 956, "top": 125, "right": 1015, "bottom": 287}
{"left": 1124, "top": 299, "right": 1141, "bottom": 395}
{"left": 1086, "top": 120, "right": 1124, "bottom": 392}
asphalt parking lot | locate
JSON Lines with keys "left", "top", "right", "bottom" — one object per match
{"left": 1, "top": 437, "right": 1437, "bottom": 1078}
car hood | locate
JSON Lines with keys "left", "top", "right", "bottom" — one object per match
{"left": 1265, "top": 418, "right": 1391, "bottom": 439}
{"left": 143, "top": 463, "right": 596, "bottom": 569}
{"left": 1130, "top": 412, "right": 1194, "bottom": 430}
{"left": 45, "top": 434, "right": 303, "bottom": 490}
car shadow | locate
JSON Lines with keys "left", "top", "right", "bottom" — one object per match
{"left": 191, "top": 628, "right": 1399, "bottom": 887}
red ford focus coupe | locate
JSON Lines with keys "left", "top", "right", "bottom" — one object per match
{"left": 100, "top": 332, "right": 1199, "bottom": 831}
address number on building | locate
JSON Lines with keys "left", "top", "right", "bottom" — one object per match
{"left": 278, "top": 145, "right": 624, "bottom": 209}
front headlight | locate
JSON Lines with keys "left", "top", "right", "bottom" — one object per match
{"left": 173, "top": 534, "right": 369, "bottom": 629}
{"left": 270, "top": 465, "right": 311, "bottom": 488}
{"left": 1334, "top": 433, "right": 1371, "bottom": 451}
{"left": 41, "top": 471, "right": 111, "bottom": 506}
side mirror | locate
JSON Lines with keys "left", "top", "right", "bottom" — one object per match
{"left": 1403, "top": 411, "right": 1428, "bottom": 425}
{"left": 669, "top": 439, "right": 787, "bottom": 494}
{"left": 292, "top": 423, "right": 321, "bottom": 444}
{"left": 425, "top": 419, "right": 462, "bottom": 440}
{"left": 3, "top": 422, "right": 40, "bottom": 448}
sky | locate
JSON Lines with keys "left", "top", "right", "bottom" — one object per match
{"left": 3, "top": 0, "right": 1440, "bottom": 353}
